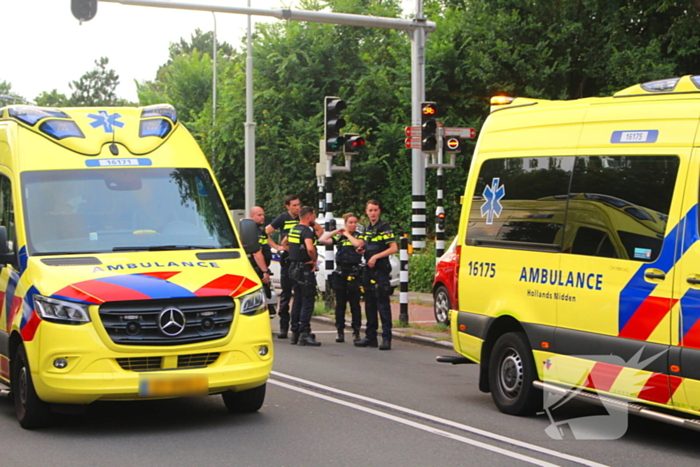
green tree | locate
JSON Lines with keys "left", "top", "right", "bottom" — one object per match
{"left": 67, "top": 57, "right": 128, "bottom": 106}
{"left": 35, "top": 89, "right": 68, "bottom": 107}
{"left": 0, "top": 80, "right": 26, "bottom": 105}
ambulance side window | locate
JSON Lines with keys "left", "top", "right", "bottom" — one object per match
{"left": 0, "top": 175, "right": 15, "bottom": 253}
{"left": 467, "top": 157, "right": 574, "bottom": 248}
{"left": 568, "top": 155, "right": 679, "bottom": 261}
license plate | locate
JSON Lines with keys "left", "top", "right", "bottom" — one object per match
{"left": 139, "top": 374, "right": 208, "bottom": 397}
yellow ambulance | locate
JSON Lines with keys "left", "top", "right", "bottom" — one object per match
{"left": 0, "top": 104, "right": 272, "bottom": 429}
{"left": 448, "top": 76, "right": 700, "bottom": 431}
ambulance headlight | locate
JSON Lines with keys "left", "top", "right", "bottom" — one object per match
{"left": 34, "top": 295, "right": 91, "bottom": 324}
{"left": 239, "top": 289, "right": 266, "bottom": 316}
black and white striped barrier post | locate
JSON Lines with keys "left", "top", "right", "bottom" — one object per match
{"left": 435, "top": 166, "right": 445, "bottom": 261}
{"left": 399, "top": 236, "right": 409, "bottom": 325}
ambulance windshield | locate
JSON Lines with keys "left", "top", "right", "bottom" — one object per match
{"left": 21, "top": 168, "right": 239, "bottom": 255}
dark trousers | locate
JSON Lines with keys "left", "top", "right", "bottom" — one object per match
{"left": 363, "top": 267, "right": 392, "bottom": 342}
{"left": 278, "top": 258, "right": 293, "bottom": 331}
{"left": 291, "top": 264, "right": 316, "bottom": 333}
{"left": 334, "top": 270, "right": 361, "bottom": 332}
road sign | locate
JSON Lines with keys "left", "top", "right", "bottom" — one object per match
{"left": 443, "top": 127, "right": 476, "bottom": 139}
{"left": 445, "top": 137, "right": 460, "bottom": 151}
{"left": 405, "top": 137, "right": 421, "bottom": 149}
{"left": 404, "top": 126, "right": 420, "bottom": 137}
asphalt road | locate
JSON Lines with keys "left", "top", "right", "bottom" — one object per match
{"left": 0, "top": 320, "right": 698, "bottom": 466}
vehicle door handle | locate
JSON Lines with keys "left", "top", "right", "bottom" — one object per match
{"left": 644, "top": 271, "right": 665, "bottom": 280}
{"left": 688, "top": 277, "right": 700, "bottom": 285}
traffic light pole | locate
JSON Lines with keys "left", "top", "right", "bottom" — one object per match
{"left": 410, "top": 1, "right": 427, "bottom": 251}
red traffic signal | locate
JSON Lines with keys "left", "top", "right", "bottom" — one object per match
{"left": 422, "top": 103, "right": 437, "bottom": 117}
{"left": 344, "top": 134, "right": 365, "bottom": 155}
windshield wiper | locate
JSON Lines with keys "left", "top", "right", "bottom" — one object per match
{"left": 112, "top": 245, "right": 217, "bottom": 252}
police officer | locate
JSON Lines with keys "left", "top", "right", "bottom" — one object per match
{"left": 287, "top": 206, "right": 321, "bottom": 346}
{"left": 319, "top": 212, "right": 365, "bottom": 343}
{"left": 355, "top": 200, "right": 397, "bottom": 350}
{"left": 266, "top": 195, "right": 301, "bottom": 338}
{"left": 248, "top": 206, "right": 275, "bottom": 316}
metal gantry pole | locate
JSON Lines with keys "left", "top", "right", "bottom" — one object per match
{"left": 244, "top": 0, "right": 256, "bottom": 212}
{"left": 410, "top": 0, "right": 427, "bottom": 251}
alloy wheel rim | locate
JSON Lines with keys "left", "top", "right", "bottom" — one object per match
{"left": 435, "top": 291, "right": 449, "bottom": 322}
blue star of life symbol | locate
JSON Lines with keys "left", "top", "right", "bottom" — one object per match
{"left": 481, "top": 177, "right": 505, "bottom": 225}
{"left": 87, "top": 111, "right": 124, "bottom": 133}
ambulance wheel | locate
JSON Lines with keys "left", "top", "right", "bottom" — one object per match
{"left": 433, "top": 285, "right": 451, "bottom": 325}
{"left": 12, "top": 345, "right": 52, "bottom": 429}
{"left": 488, "top": 332, "right": 542, "bottom": 416}
{"left": 222, "top": 384, "right": 266, "bottom": 413}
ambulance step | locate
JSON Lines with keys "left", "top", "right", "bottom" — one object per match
{"left": 0, "top": 382, "right": 10, "bottom": 397}
{"left": 436, "top": 355, "right": 474, "bottom": 365}
{"left": 534, "top": 380, "right": 700, "bottom": 432}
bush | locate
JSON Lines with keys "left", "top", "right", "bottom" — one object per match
{"left": 408, "top": 242, "right": 435, "bottom": 293}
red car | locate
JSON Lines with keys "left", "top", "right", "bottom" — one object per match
{"left": 432, "top": 237, "right": 459, "bottom": 325}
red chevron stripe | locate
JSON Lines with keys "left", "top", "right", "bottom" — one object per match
{"left": 70, "top": 280, "right": 151, "bottom": 302}
{"left": 195, "top": 274, "right": 258, "bottom": 298}
{"left": 681, "top": 319, "right": 700, "bottom": 349}
{"left": 0, "top": 355, "right": 9, "bottom": 379}
{"left": 584, "top": 362, "right": 624, "bottom": 392}
{"left": 637, "top": 374, "right": 683, "bottom": 404}
{"left": 20, "top": 309, "right": 42, "bottom": 342}
{"left": 618, "top": 296, "right": 676, "bottom": 340}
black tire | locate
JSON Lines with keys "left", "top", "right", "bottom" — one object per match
{"left": 488, "top": 332, "right": 542, "bottom": 416}
{"left": 222, "top": 384, "right": 266, "bottom": 413}
{"left": 12, "top": 345, "right": 52, "bottom": 429}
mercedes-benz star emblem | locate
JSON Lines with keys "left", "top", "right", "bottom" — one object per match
{"left": 158, "top": 308, "right": 186, "bottom": 336}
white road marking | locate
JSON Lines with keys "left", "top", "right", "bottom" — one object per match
{"left": 271, "top": 371, "right": 608, "bottom": 467}
{"left": 270, "top": 379, "right": 561, "bottom": 467}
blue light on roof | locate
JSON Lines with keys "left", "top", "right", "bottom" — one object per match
{"left": 39, "top": 120, "right": 85, "bottom": 140}
{"left": 141, "top": 104, "right": 177, "bottom": 124}
{"left": 139, "top": 119, "right": 172, "bottom": 138}
{"left": 8, "top": 105, "right": 69, "bottom": 126}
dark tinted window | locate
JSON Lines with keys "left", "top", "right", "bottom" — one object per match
{"left": 467, "top": 157, "right": 574, "bottom": 247}
{"left": 0, "top": 176, "right": 15, "bottom": 253}
{"left": 571, "top": 227, "right": 617, "bottom": 258}
{"left": 569, "top": 156, "right": 678, "bottom": 261}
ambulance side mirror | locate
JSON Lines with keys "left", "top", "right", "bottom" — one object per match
{"left": 0, "top": 226, "right": 17, "bottom": 268}
{"left": 239, "top": 219, "right": 261, "bottom": 255}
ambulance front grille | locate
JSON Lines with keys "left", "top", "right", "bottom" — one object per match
{"left": 116, "top": 356, "right": 163, "bottom": 371}
{"left": 116, "top": 352, "right": 221, "bottom": 372}
{"left": 99, "top": 297, "right": 234, "bottom": 346}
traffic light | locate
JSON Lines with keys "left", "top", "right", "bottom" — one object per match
{"left": 71, "top": 0, "right": 98, "bottom": 22}
{"left": 444, "top": 135, "right": 461, "bottom": 154}
{"left": 421, "top": 101, "right": 438, "bottom": 152}
{"left": 324, "top": 96, "right": 346, "bottom": 154}
{"left": 437, "top": 212, "right": 446, "bottom": 231}
{"left": 344, "top": 133, "right": 365, "bottom": 156}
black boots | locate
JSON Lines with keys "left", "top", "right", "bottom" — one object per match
{"left": 278, "top": 329, "right": 288, "bottom": 339}
{"left": 336, "top": 331, "right": 345, "bottom": 343}
{"left": 298, "top": 331, "right": 321, "bottom": 347}
{"left": 379, "top": 339, "right": 391, "bottom": 351}
{"left": 290, "top": 331, "right": 299, "bottom": 345}
{"left": 352, "top": 328, "right": 361, "bottom": 343}
{"left": 354, "top": 337, "right": 378, "bottom": 348}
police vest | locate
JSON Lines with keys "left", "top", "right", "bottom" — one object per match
{"left": 288, "top": 224, "right": 313, "bottom": 263}
{"left": 334, "top": 233, "right": 362, "bottom": 266}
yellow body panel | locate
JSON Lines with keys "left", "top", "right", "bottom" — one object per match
{"left": 0, "top": 104, "right": 271, "bottom": 405}
{"left": 453, "top": 75, "right": 700, "bottom": 419}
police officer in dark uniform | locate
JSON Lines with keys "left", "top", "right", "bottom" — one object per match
{"left": 248, "top": 206, "right": 275, "bottom": 316}
{"left": 319, "top": 212, "right": 365, "bottom": 343}
{"left": 287, "top": 206, "right": 321, "bottom": 347}
{"left": 355, "top": 200, "right": 397, "bottom": 350}
{"left": 266, "top": 195, "right": 300, "bottom": 338}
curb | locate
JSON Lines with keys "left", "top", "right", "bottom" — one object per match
{"left": 311, "top": 315, "right": 453, "bottom": 349}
